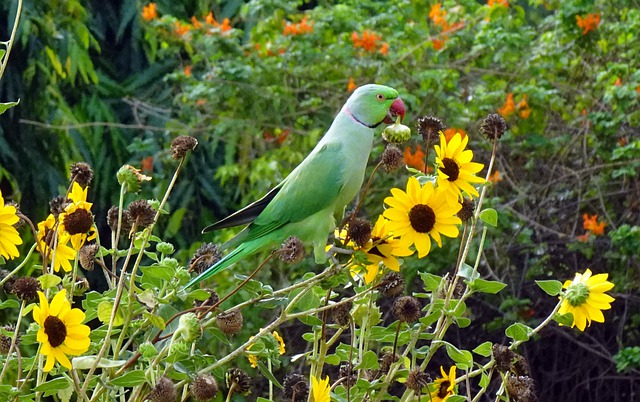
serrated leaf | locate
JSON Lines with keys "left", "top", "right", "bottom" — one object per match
{"left": 535, "top": 280, "right": 563, "bottom": 296}
{"left": 473, "top": 341, "right": 493, "bottom": 357}
{"left": 445, "top": 343, "right": 473, "bottom": 370}
{"left": 479, "top": 208, "right": 498, "bottom": 227}
{"left": 97, "top": 301, "right": 124, "bottom": 326}
{"left": 470, "top": 279, "right": 507, "bottom": 294}
{"left": 505, "top": 323, "right": 532, "bottom": 342}
{"left": 108, "top": 370, "right": 147, "bottom": 387}
{"left": 0, "top": 100, "right": 19, "bottom": 115}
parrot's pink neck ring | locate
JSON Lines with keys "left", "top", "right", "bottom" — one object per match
{"left": 343, "top": 107, "right": 382, "bottom": 129}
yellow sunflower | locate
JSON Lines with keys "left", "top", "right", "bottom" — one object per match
{"left": 61, "top": 182, "right": 96, "bottom": 250}
{"left": 33, "top": 289, "right": 91, "bottom": 371}
{"left": 434, "top": 132, "right": 486, "bottom": 201}
{"left": 273, "top": 331, "right": 286, "bottom": 355}
{"left": 37, "top": 214, "right": 77, "bottom": 273}
{"left": 558, "top": 268, "right": 615, "bottom": 331}
{"left": 311, "top": 375, "right": 330, "bottom": 402}
{"left": 0, "top": 189, "right": 22, "bottom": 260}
{"left": 430, "top": 365, "right": 457, "bottom": 402}
{"left": 383, "top": 177, "right": 461, "bottom": 258}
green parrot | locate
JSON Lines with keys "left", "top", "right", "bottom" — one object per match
{"left": 185, "top": 84, "right": 405, "bottom": 287}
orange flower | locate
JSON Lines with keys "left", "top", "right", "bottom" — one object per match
{"left": 205, "top": 11, "right": 217, "bottom": 26}
{"left": 636, "top": 85, "right": 640, "bottom": 93}
{"left": 141, "top": 156, "right": 153, "bottom": 172}
{"left": 517, "top": 94, "right": 531, "bottom": 119}
{"left": 429, "top": 3, "right": 447, "bottom": 27}
{"left": 184, "top": 65, "right": 192, "bottom": 77}
{"left": 283, "top": 16, "right": 313, "bottom": 36}
{"left": 497, "top": 93, "right": 515, "bottom": 118}
{"left": 582, "top": 214, "right": 606, "bottom": 235}
{"left": 347, "top": 77, "right": 357, "bottom": 92}
{"left": 352, "top": 30, "right": 381, "bottom": 52}
{"left": 141, "top": 3, "right": 157, "bottom": 21}
{"left": 488, "top": 170, "right": 503, "bottom": 184}
{"left": 488, "top": 0, "right": 509, "bottom": 6}
{"left": 614, "top": 77, "right": 622, "bottom": 86}
{"left": 174, "top": 21, "right": 191, "bottom": 36}
{"left": 576, "top": 13, "right": 601, "bottom": 35}
{"left": 379, "top": 42, "right": 389, "bottom": 56}
{"left": 219, "top": 18, "right": 232, "bottom": 32}
{"left": 443, "top": 128, "right": 466, "bottom": 143}
{"left": 432, "top": 38, "right": 446, "bottom": 50}
{"left": 403, "top": 145, "right": 426, "bottom": 171}
{"left": 577, "top": 233, "right": 591, "bottom": 242}
{"left": 190, "top": 16, "right": 202, "bottom": 29}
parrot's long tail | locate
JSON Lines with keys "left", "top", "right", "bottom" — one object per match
{"left": 183, "top": 243, "right": 254, "bottom": 288}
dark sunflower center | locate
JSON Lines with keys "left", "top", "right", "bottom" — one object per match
{"left": 44, "top": 316, "right": 67, "bottom": 348}
{"left": 408, "top": 204, "right": 436, "bottom": 233}
{"left": 368, "top": 237, "right": 387, "bottom": 258}
{"left": 440, "top": 158, "right": 460, "bottom": 181}
{"left": 438, "top": 380, "right": 451, "bottom": 397}
{"left": 64, "top": 209, "right": 93, "bottom": 235}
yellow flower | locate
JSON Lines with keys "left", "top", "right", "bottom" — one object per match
{"left": 273, "top": 331, "right": 285, "bottom": 355}
{"left": 434, "top": 132, "right": 486, "bottom": 201}
{"left": 33, "top": 289, "right": 91, "bottom": 371}
{"left": 558, "top": 268, "right": 615, "bottom": 331}
{"left": 311, "top": 375, "right": 330, "bottom": 402}
{"left": 37, "top": 214, "right": 77, "bottom": 273}
{"left": 430, "top": 366, "right": 457, "bottom": 402}
{"left": 59, "top": 182, "right": 96, "bottom": 250}
{"left": 383, "top": 177, "right": 461, "bottom": 258}
{"left": 0, "top": 189, "right": 22, "bottom": 260}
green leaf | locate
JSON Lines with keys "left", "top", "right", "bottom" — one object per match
{"left": 470, "top": 279, "right": 507, "bottom": 294}
{"left": 34, "top": 377, "right": 71, "bottom": 395}
{"left": 0, "top": 100, "right": 19, "bottom": 115}
{"left": 108, "top": 370, "right": 147, "bottom": 387}
{"left": 143, "top": 311, "right": 166, "bottom": 330}
{"left": 505, "top": 323, "right": 532, "bottom": 342}
{"left": 457, "top": 263, "right": 479, "bottom": 281}
{"left": 38, "top": 273, "right": 61, "bottom": 289}
{"left": 535, "top": 280, "right": 563, "bottom": 296}
{"left": 473, "top": 341, "right": 493, "bottom": 357}
{"left": 356, "top": 350, "right": 379, "bottom": 370}
{"left": 479, "top": 208, "right": 498, "bottom": 227}
{"left": 257, "top": 361, "right": 284, "bottom": 389}
{"left": 97, "top": 301, "right": 124, "bottom": 326}
{"left": 0, "top": 299, "right": 20, "bottom": 310}
{"left": 325, "top": 354, "right": 341, "bottom": 365}
{"left": 554, "top": 312, "right": 574, "bottom": 327}
{"left": 445, "top": 343, "right": 473, "bottom": 370}
{"left": 479, "top": 371, "right": 490, "bottom": 388}
{"left": 72, "top": 356, "right": 126, "bottom": 369}
{"left": 447, "top": 396, "right": 467, "bottom": 402}
{"left": 420, "top": 272, "right": 442, "bottom": 292}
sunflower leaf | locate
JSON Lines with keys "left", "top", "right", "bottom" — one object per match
{"left": 535, "top": 280, "right": 563, "bottom": 296}
{"left": 473, "top": 341, "right": 493, "bottom": 357}
{"left": 554, "top": 312, "right": 574, "bottom": 327}
{"left": 479, "top": 208, "right": 498, "bottom": 227}
{"left": 0, "top": 99, "right": 19, "bottom": 115}
{"left": 108, "top": 369, "right": 147, "bottom": 387}
{"left": 469, "top": 278, "right": 507, "bottom": 294}
{"left": 505, "top": 323, "right": 532, "bottom": 342}
{"left": 33, "top": 377, "right": 71, "bottom": 396}
{"left": 444, "top": 342, "right": 473, "bottom": 370}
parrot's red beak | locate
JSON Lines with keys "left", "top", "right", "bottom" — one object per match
{"left": 384, "top": 97, "right": 406, "bottom": 124}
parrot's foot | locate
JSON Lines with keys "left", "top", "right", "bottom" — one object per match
{"left": 324, "top": 245, "right": 354, "bottom": 266}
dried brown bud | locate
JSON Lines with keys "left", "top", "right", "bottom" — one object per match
{"left": 347, "top": 218, "right": 372, "bottom": 248}
{"left": 63, "top": 208, "right": 93, "bottom": 235}
{"left": 283, "top": 373, "right": 308, "bottom": 402}
{"left": 190, "top": 243, "right": 222, "bottom": 275}
{"left": 216, "top": 310, "right": 243, "bottom": 335}
{"left": 457, "top": 198, "right": 475, "bottom": 222}
{"left": 382, "top": 144, "right": 405, "bottom": 173}
{"left": 393, "top": 296, "right": 422, "bottom": 323}
{"left": 147, "top": 376, "right": 176, "bottom": 402}
{"left": 379, "top": 351, "right": 399, "bottom": 374}
{"left": 405, "top": 368, "right": 431, "bottom": 393}
{"left": 50, "top": 195, "right": 71, "bottom": 216}
{"left": 493, "top": 344, "right": 516, "bottom": 373}
{"left": 379, "top": 271, "right": 405, "bottom": 298}
{"left": 126, "top": 199, "right": 156, "bottom": 228}
{"left": 279, "top": 236, "right": 305, "bottom": 263}
{"left": 171, "top": 136, "right": 198, "bottom": 159}
{"left": 12, "top": 277, "right": 41, "bottom": 301}
{"left": 0, "top": 325, "right": 17, "bottom": 354}
{"left": 505, "top": 374, "right": 537, "bottom": 402}
{"left": 194, "top": 288, "right": 220, "bottom": 309}
{"left": 339, "top": 362, "right": 357, "bottom": 388}
{"left": 480, "top": 113, "right": 507, "bottom": 140}
{"left": 0, "top": 270, "right": 16, "bottom": 294}
{"left": 70, "top": 162, "right": 94, "bottom": 187}
{"left": 330, "top": 300, "right": 353, "bottom": 327}
{"left": 417, "top": 116, "right": 445, "bottom": 142}
{"left": 190, "top": 374, "right": 218, "bottom": 401}
{"left": 107, "top": 206, "right": 133, "bottom": 234}
{"left": 79, "top": 244, "right": 100, "bottom": 271}
{"left": 225, "top": 367, "right": 252, "bottom": 396}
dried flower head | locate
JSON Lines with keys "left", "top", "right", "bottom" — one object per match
{"left": 505, "top": 374, "right": 537, "bottom": 402}
{"left": 226, "top": 367, "right": 252, "bottom": 396}
{"left": 393, "top": 295, "right": 422, "bottom": 323}
{"left": 79, "top": 244, "right": 100, "bottom": 271}
{"left": 147, "top": 376, "right": 176, "bottom": 402}
{"left": 190, "top": 374, "right": 218, "bottom": 401}
{"left": 12, "top": 277, "right": 41, "bottom": 301}
{"left": 171, "top": 135, "right": 198, "bottom": 159}
{"left": 279, "top": 236, "right": 305, "bottom": 263}
{"left": 216, "top": 310, "right": 243, "bottom": 335}
{"left": 480, "top": 113, "right": 507, "bottom": 140}
{"left": 126, "top": 199, "right": 156, "bottom": 228}
{"left": 417, "top": 116, "right": 445, "bottom": 142}
{"left": 283, "top": 373, "right": 309, "bottom": 402}
{"left": 513, "top": 354, "right": 531, "bottom": 377}
{"left": 107, "top": 206, "right": 133, "bottom": 234}
{"left": 50, "top": 195, "right": 71, "bottom": 216}
{"left": 339, "top": 362, "right": 357, "bottom": 388}
{"left": 458, "top": 198, "right": 475, "bottom": 222}
{"left": 347, "top": 218, "right": 372, "bottom": 248}
{"left": 330, "top": 300, "right": 353, "bottom": 327}
{"left": 493, "top": 344, "right": 516, "bottom": 373}
{"left": 379, "top": 271, "right": 405, "bottom": 298}
{"left": 190, "top": 243, "right": 222, "bottom": 275}
{"left": 379, "top": 351, "right": 399, "bottom": 374}
{"left": 0, "top": 269, "right": 16, "bottom": 294}
{"left": 0, "top": 324, "right": 16, "bottom": 354}
{"left": 62, "top": 208, "right": 94, "bottom": 235}
{"left": 406, "top": 368, "right": 431, "bottom": 393}
{"left": 382, "top": 144, "right": 405, "bottom": 172}
{"left": 194, "top": 288, "right": 220, "bottom": 309}
{"left": 70, "top": 162, "right": 94, "bottom": 187}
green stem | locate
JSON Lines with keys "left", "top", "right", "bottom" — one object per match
{"left": 0, "top": 0, "right": 22, "bottom": 80}
{"left": 0, "top": 300, "right": 25, "bottom": 382}
{"left": 0, "top": 243, "right": 37, "bottom": 287}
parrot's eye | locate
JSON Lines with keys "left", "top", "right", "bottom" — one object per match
{"left": 376, "top": 94, "right": 385, "bottom": 101}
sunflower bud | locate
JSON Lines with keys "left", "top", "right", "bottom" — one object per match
{"left": 50, "top": 195, "right": 71, "bottom": 216}
{"left": 283, "top": 373, "right": 308, "bottom": 402}
{"left": 382, "top": 117, "right": 412, "bottom": 144}
{"left": 117, "top": 164, "right": 151, "bottom": 194}
{"left": 393, "top": 296, "right": 422, "bottom": 323}
{"left": 174, "top": 312, "right": 200, "bottom": 343}
{"left": 190, "top": 374, "right": 218, "bottom": 401}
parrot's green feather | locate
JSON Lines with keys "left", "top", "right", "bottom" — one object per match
{"left": 185, "top": 84, "right": 401, "bottom": 288}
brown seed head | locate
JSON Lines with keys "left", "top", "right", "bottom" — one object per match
{"left": 339, "top": 362, "right": 357, "bottom": 388}
{"left": 279, "top": 236, "right": 305, "bottom": 263}
{"left": 330, "top": 300, "right": 353, "bottom": 327}
{"left": 190, "top": 374, "right": 218, "bottom": 401}
{"left": 0, "top": 325, "right": 17, "bottom": 354}
{"left": 190, "top": 243, "right": 222, "bottom": 275}
{"left": 194, "top": 288, "right": 220, "bottom": 309}
{"left": 126, "top": 199, "right": 156, "bottom": 228}
{"left": 171, "top": 136, "right": 198, "bottom": 159}
{"left": 63, "top": 208, "right": 94, "bottom": 235}
{"left": 405, "top": 368, "right": 431, "bottom": 393}
{"left": 347, "top": 218, "right": 372, "bottom": 248}
{"left": 505, "top": 374, "right": 537, "bottom": 402}
{"left": 0, "top": 269, "right": 16, "bottom": 294}
{"left": 480, "top": 113, "right": 507, "bottom": 140}
{"left": 283, "top": 373, "right": 308, "bottom": 402}
{"left": 216, "top": 310, "right": 243, "bottom": 335}
{"left": 70, "top": 162, "right": 94, "bottom": 186}
{"left": 79, "top": 244, "right": 100, "bottom": 270}
{"left": 379, "top": 351, "right": 399, "bottom": 374}
{"left": 147, "top": 376, "right": 176, "bottom": 402}
{"left": 107, "top": 206, "right": 133, "bottom": 234}
{"left": 225, "top": 367, "right": 252, "bottom": 396}
{"left": 417, "top": 116, "right": 445, "bottom": 142}
{"left": 458, "top": 198, "right": 475, "bottom": 222}
{"left": 393, "top": 296, "right": 422, "bottom": 323}
{"left": 12, "top": 277, "right": 41, "bottom": 301}
{"left": 379, "top": 271, "right": 405, "bottom": 298}
{"left": 493, "top": 344, "right": 516, "bottom": 373}
{"left": 382, "top": 144, "right": 405, "bottom": 172}
{"left": 50, "top": 195, "right": 71, "bottom": 216}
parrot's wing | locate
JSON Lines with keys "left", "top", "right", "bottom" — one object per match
{"left": 202, "top": 184, "right": 283, "bottom": 233}
{"left": 242, "top": 141, "right": 347, "bottom": 242}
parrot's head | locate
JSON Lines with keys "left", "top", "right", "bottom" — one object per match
{"left": 344, "top": 84, "right": 406, "bottom": 128}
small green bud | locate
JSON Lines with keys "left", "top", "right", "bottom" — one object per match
{"left": 139, "top": 341, "right": 158, "bottom": 360}
{"left": 168, "top": 340, "right": 190, "bottom": 361}
{"left": 156, "top": 242, "right": 175, "bottom": 255}
{"left": 160, "top": 257, "right": 179, "bottom": 270}
{"left": 175, "top": 267, "right": 191, "bottom": 284}
{"left": 175, "top": 312, "right": 200, "bottom": 343}
{"left": 116, "top": 165, "right": 151, "bottom": 193}
{"left": 382, "top": 118, "right": 412, "bottom": 144}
